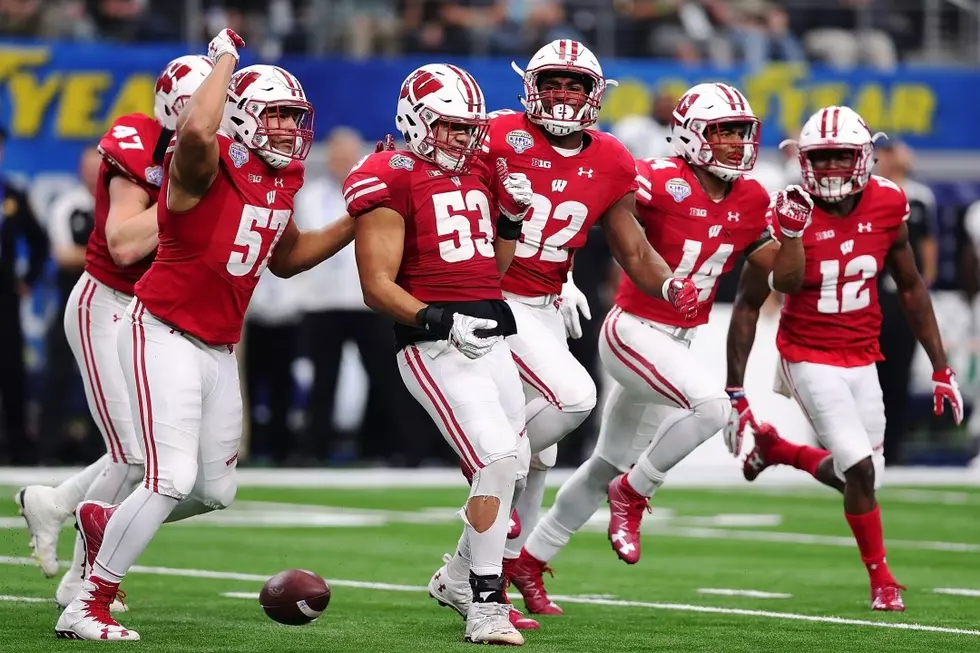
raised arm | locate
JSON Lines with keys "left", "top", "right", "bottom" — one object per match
{"left": 168, "top": 29, "right": 244, "bottom": 210}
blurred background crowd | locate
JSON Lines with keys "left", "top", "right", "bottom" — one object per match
{"left": 1, "top": 0, "right": 980, "bottom": 470}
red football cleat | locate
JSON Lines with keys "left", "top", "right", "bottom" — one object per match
{"left": 607, "top": 474, "right": 650, "bottom": 564}
{"left": 504, "top": 550, "right": 563, "bottom": 615}
{"left": 742, "top": 422, "right": 785, "bottom": 482}
{"left": 75, "top": 501, "right": 118, "bottom": 576}
{"left": 871, "top": 583, "right": 907, "bottom": 612}
{"left": 507, "top": 509, "right": 521, "bottom": 540}
{"left": 508, "top": 607, "right": 539, "bottom": 630}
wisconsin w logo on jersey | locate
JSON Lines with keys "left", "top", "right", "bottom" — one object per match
{"left": 708, "top": 224, "right": 723, "bottom": 238}
{"left": 840, "top": 239, "right": 855, "bottom": 255}
{"left": 552, "top": 179, "right": 567, "bottom": 192}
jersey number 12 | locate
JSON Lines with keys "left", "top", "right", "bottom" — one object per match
{"left": 817, "top": 255, "right": 878, "bottom": 314}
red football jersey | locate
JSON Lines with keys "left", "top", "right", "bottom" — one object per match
{"left": 481, "top": 111, "right": 638, "bottom": 296}
{"left": 777, "top": 176, "right": 910, "bottom": 367}
{"left": 615, "top": 157, "right": 772, "bottom": 327}
{"left": 86, "top": 113, "right": 166, "bottom": 295}
{"left": 135, "top": 133, "right": 304, "bottom": 346}
{"left": 343, "top": 150, "right": 503, "bottom": 303}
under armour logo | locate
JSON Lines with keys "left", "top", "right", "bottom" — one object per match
{"left": 274, "top": 177, "right": 284, "bottom": 188}
{"left": 112, "top": 314, "right": 121, "bottom": 323}
{"left": 577, "top": 167, "right": 593, "bottom": 178}
{"left": 438, "top": 583, "right": 446, "bottom": 592}
{"left": 610, "top": 530, "right": 636, "bottom": 554}
{"left": 858, "top": 222, "right": 872, "bottom": 233}
{"left": 727, "top": 211, "right": 740, "bottom": 222}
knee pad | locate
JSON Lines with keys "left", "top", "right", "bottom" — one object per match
{"left": 695, "top": 397, "right": 732, "bottom": 438}
{"left": 199, "top": 474, "right": 238, "bottom": 511}
{"left": 560, "top": 374, "right": 597, "bottom": 415}
{"left": 156, "top": 461, "right": 198, "bottom": 502}
{"left": 531, "top": 444, "right": 557, "bottom": 471}
{"left": 471, "top": 455, "right": 519, "bottom": 501}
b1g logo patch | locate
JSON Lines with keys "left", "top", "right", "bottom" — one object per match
{"left": 144, "top": 165, "right": 164, "bottom": 187}
{"left": 506, "top": 130, "right": 534, "bottom": 154}
{"left": 229, "top": 142, "right": 250, "bottom": 168}
{"left": 665, "top": 177, "right": 691, "bottom": 203}
{"left": 388, "top": 154, "right": 415, "bottom": 171}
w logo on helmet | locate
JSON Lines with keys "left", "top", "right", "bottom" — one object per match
{"left": 156, "top": 63, "right": 191, "bottom": 95}
{"left": 401, "top": 70, "right": 443, "bottom": 101}
{"left": 231, "top": 71, "right": 261, "bottom": 97}
{"left": 674, "top": 92, "right": 700, "bottom": 119}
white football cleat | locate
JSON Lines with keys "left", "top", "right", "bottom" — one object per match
{"left": 56, "top": 570, "right": 129, "bottom": 613}
{"left": 16, "top": 485, "right": 70, "bottom": 577}
{"left": 428, "top": 554, "right": 470, "bottom": 617}
{"left": 55, "top": 578, "right": 139, "bottom": 641}
{"left": 465, "top": 601, "right": 524, "bottom": 646}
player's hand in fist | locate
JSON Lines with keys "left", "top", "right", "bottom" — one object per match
{"left": 724, "top": 386, "right": 756, "bottom": 457}
{"left": 208, "top": 29, "right": 245, "bottom": 65}
{"left": 773, "top": 184, "right": 814, "bottom": 239}
{"left": 663, "top": 277, "right": 699, "bottom": 320}
{"left": 375, "top": 134, "right": 396, "bottom": 153}
{"left": 495, "top": 158, "right": 532, "bottom": 222}
{"left": 932, "top": 366, "right": 964, "bottom": 424}
{"left": 449, "top": 314, "right": 501, "bottom": 359}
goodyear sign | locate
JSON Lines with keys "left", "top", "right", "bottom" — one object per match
{"left": 0, "top": 42, "right": 975, "bottom": 177}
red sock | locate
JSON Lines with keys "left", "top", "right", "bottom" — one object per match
{"left": 845, "top": 506, "right": 894, "bottom": 587}
{"left": 767, "top": 440, "right": 829, "bottom": 478}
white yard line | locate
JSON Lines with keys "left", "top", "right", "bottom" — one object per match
{"left": 2, "top": 555, "right": 978, "bottom": 637}
{"left": 0, "top": 595, "right": 50, "bottom": 603}
{"left": 933, "top": 588, "right": 980, "bottom": 597}
{"left": 697, "top": 588, "right": 792, "bottom": 599}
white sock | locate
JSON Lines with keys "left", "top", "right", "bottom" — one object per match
{"left": 625, "top": 455, "right": 667, "bottom": 497}
{"left": 504, "top": 464, "right": 548, "bottom": 559}
{"left": 85, "top": 462, "right": 142, "bottom": 505}
{"left": 93, "top": 486, "right": 177, "bottom": 581}
{"left": 53, "top": 455, "right": 110, "bottom": 513}
{"left": 524, "top": 456, "right": 619, "bottom": 563}
{"left": 447, "top": 528, "right": 471, "bottom": 582}
{"left": 165, "top": 496, "right": 220, "bottom": 523}
{"left": 468, "top": 491, "right": 515, "bottom": 577}
{"left": 634, "top": 397, "right": 729, "bottom": 479}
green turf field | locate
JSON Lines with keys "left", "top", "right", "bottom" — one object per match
{"left": 0, "top": 483, "right": 978, "bottom": 652}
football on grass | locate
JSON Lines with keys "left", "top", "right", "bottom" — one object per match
{"left": 259, "top": 569, "right": 331, "bottom": 625}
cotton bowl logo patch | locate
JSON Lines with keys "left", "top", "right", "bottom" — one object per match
{"left": 144, "top": 165, "right": 163, "bottom": 187}
{"left": 229, "top": 142, "right": 250, "bottom": 168}
{"left": 666, "top": 177, "right": 691, "bottom": 203}
{"left": 388, "top": 154, "right": 415, "bottom": 171}
{"left": 506, "top": 130, "right": 534, "bottom": 154}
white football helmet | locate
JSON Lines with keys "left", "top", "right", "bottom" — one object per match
{"left": 223, "top": 64, "right": 314, "bottom": 169}
{"left": 395, "top": 63, "right": 488, "bottom": 173}
{"left": 669, "top": 82, "right": 760, "bottom": 182}
{"left": 154, "top": 55, "right": 214, "bottom": 131}
{"left": 782, "top": 105, "right": 885, "bottom": 202}
{"left": 511, "top": 39, "right": 616, "bottom": 137}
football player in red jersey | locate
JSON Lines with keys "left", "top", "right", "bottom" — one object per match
{"left": 350, "top": 63, "right": 535, "bottom": 646}
{"left": 417, "top": 40, "right": 701, "bottom": 617}
{"left": 725, "top": 105, "right": 963, "bottom": 612}
{"left": 55, "top": 30, "right": 354, "bottom": 641}
{"left": 15, "top": 54, "right": 212, "bottom": 611}
{"left": 507, "top": 82, "right": 814, "bottom": 614}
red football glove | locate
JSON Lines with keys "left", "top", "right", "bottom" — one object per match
{"left": 663, "top": 277, "right": 699, "bottom": 320}
{"left": 495, "top": 158, "right": 532, "bottom": 222}
{"left": 772, "top": 184, "right": 814, "bottom": 238}
{"left": 724, "top": 386, "right": 756, "bottom": 457}
{"left": 932, "top": 366, "right": 964, "bottom": 424}
{"left": 375, "top": 134, "right": 396, "bottom": 153}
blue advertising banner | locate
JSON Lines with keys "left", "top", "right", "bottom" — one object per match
{"left": 0, "top": 41, "right": 976, "bottom": 176}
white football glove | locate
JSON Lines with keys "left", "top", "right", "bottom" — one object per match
{"left": 559, "top": 273, "right": 591, "bottom": 339}
{"left": 208, "top": 28, "right": 245, "bottom": 65}
{"left": 495, "top": 158, "right": 532, "bottom": 222}
{"left": 449, "top": 314, "right": 501, "bottom": 359}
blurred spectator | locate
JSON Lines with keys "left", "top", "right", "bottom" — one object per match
{"left": 439, "top": 0, "right": 580, "bottom": 56}
{"left": 293, "top": 127, "right": 420, "bottom": 465}
{"left": 797, "top": 0, "right": 899, "bottom": 70}
{"left": 243, "top": 268, "right": 304, "bottom": 465}
{"left": 611, "top": 88, "right": 677, "bottom": 160}
{"left": 703, "top": 0, "right": 805, "bottom": 68}
{"left": 41, "top": 145, "right": 100, "bottom": 463}
{"left": 89, "top": 0, "right": 180, "bottom": 42}
{"left": 875, "top": 139, "right": 939, "bottom": 465}
{"left": 332, "top": 0, "right": 400, "bottom": 59}
{"left": 0, "top": 125, "right": 50, "bottom": 464}
{"left": 399, "top": 0, "right": 447, "bottom": 53}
